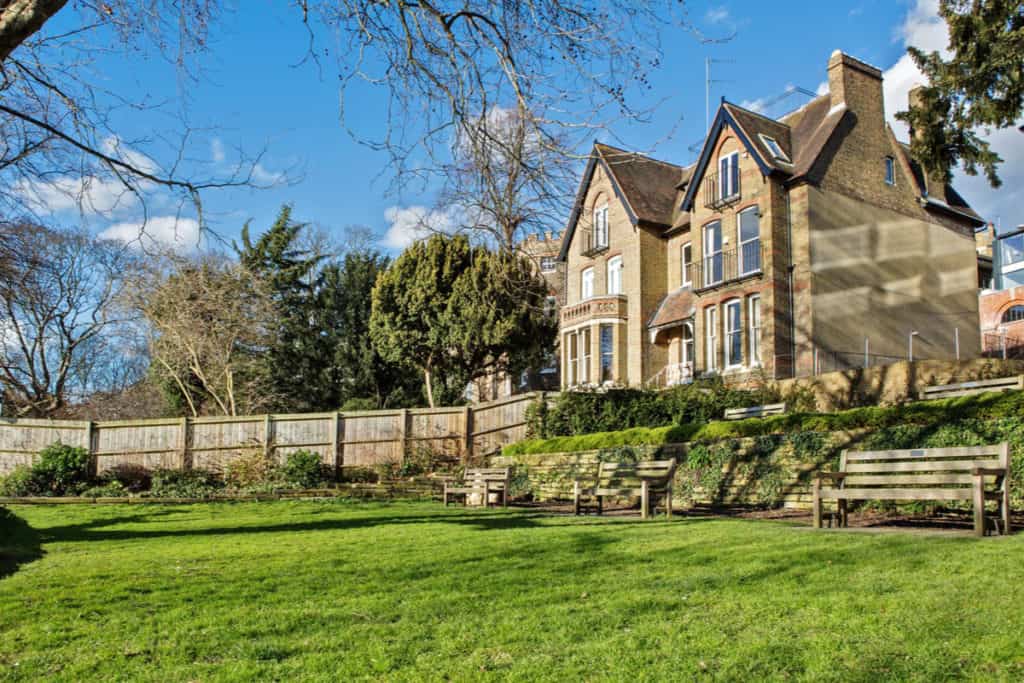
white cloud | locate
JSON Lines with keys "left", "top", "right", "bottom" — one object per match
{"left": 881, "top": 0, "right": 1024, "bottom": 224}
{"left": 211, "top": 138, "right": 226, "bottom": 163}
{"left": 705, "top": 6, "right": 729, "bottom": 24}
{"left": 739, "top": 97, "right": 767, "bottom": 114}
{"left": 381, "top": 205, "right": 458, "bottom": 250}
{"left": 251, "top": 162, "right": 284, "bottom": 186}
{"left": 100, "top": 215, "right": 201, "bottom": 250}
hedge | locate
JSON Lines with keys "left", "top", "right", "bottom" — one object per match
{"left": 505, "top": 390, "right": 1024, "bottom": 456}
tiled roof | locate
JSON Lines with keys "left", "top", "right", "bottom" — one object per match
{"left": 595, "top": 143, "right": 683, "bottom": 227}
{"left": 896, "top": 142, "right": 983, "bottom": 224}
{"left": 648, "top": 287, "right": 696, "bottom": 328}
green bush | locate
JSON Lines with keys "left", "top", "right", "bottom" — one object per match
{"left": 0, "top": 466, "right": 42, "bottom": 497}
{"left": 79, "top": 480, "right": 128, "bottom": 498}
{"left": 150, "top": 469, "right": 223, "bottom": 498}
{"left": 531, "top": 379, "right": 778, "bottom": 439}
{"left": 280, "top": 450, "right": 326, "bottom": 489}
{"left": 32, "top": 442, "right": 91, "bottom": 495}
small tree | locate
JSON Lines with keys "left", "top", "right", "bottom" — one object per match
{"left": 370, "top": 234, "right": 556, "bottom": 407}
{"left": 134, "top": 255, "right": 278, "bottom": 417}
{"left": 896, "top": 0, "right": 1023, "bottom": 187}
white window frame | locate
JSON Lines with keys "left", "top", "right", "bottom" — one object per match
{"left": 759, "top": 134, "right": 789, "bottom": 162}
{"left": 705, "top": 306, "right": 718, "bottom": 372}
{"left": 703, "top": 221, "right": 723, "bottom": 287}
{"left": 681, "top": 321, "right": 694, "bottom": 368}
{"left": 737, "top": 207, "right": 761, "bottom": 276}
{"left": 581, "top": 267, "right": 594, "bottom": 300}
{"left": 884, "top": 156, "right": 895, "bottom": 185}
{"left": 681, "top": 242, "right": 692, "bottom": 287}
{"left": 748, "top": 295, "right": 762, "bottom": 367}
{"left": 567, "top": 332, "right": 578, "bottom": 386}
{"left": 581, "top": 327, "right": 592, "bottom": 384}
{"left": 593, "top": 203, "right": 609, "bottom": 249}
{"left": 540, "top": 256, "right": 556, "bottom": 273}
{"left": 719, "top": 151, "right": 739, "bottom": 200}
{"left": 724, "top": 299, "right": 743, "bottom": 369}
{"left": 599, "top": 324, "right": 614, "bottom": 383}
{"left": 606, "top": 255, "right": 623, "bottom": 295}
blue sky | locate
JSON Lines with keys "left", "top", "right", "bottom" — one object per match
{"left": 25, "top": 0, "right": 1024, "bottom": 253}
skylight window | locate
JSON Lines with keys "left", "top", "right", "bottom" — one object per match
{"left": 759, "top": 135, "right": 790, "bottom": 163}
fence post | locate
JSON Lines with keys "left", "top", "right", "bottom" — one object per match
{"left": 399, "top": 408, "right": 409, "bottom": 462}
{"left": 463, "top": 405, "right": 474, "bottom": 463}
{"left": 85, "top": 420, "right": 96, "bottom": 477}
{"left": 332, "top": 411, "right": 342, "bottom": 475}
{"left": 263, "top": 414, "right": 274, "bottom": 461}
{"left": 180, "top": 417, "right": 192, "bottom": 471}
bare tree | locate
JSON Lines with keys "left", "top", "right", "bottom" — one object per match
{"left": 0, "top": 221, "right": 142, "bottom": 416}
{"left": 0, "top": 2, "right": 274, "bottom": 236}
{"left": 132, "top": 254, "right": 280, "bottom": 417}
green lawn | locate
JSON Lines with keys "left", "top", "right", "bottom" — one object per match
{"left": 2, "top": 502, "right": 1023, "bottom": 681}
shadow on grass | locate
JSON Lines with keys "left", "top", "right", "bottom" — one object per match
{"left": 0, "top": 506, "right": 43, "bottom": 579}
{"left": 36, "top": 503, "right": 711, "bottom": 545}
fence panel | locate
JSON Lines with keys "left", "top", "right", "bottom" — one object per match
{"left": 94, "top": 419, "right": 183, "bottom": 474}
{"left": 0, "top": 419, "right": 90, "bottom": 475}
{"left": 191, "top": 416, "right": 265, "bottom": 472}
{"left": 341, "top": 410, "right": 404, "bottom": 467}
{"left": 471, "top": 393, "right": 537, "bottom": 456}
{"left": 272, "top": 413, "right": 334, "bottom": 465}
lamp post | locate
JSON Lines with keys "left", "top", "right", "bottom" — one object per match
{"left": 908, "top": 330, "right": 919, "bottom": 362}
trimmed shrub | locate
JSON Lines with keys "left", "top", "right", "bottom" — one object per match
{"left": 224, "top": 449, "right": 277, "bottom": 490}
{"left": 150, "top": 469, "right": 223, "bottom": 498}
{"left": 32, "top": 442, "right": 91, "bottom": 495}
{"left": 0, "top": 466, "right": 42, "bottom": 497}
{"left": 79, "top": 480, "right": 128, "bottom": 498}
{"left": 280, "top": 450, "right": 326, "bottom": 489}
{"left": 105, "top": 464, "right": 152, "bottom": 493}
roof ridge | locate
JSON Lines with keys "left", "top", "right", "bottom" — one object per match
{"left": 595, "top": 142, "right": 684, "bottom": 170}
{"left": 777, "top": 93, "right": 830, "bottom": 124}
{"left": 723, "top": 100, "right": 791, "bottom": 128}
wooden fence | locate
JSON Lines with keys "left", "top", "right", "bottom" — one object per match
{"left": 0, "top": 393, "right": 544, "bottom": 476}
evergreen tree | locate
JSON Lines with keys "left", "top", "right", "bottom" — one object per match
{"left": 897, "top": 0, "right": 1023, "bottom": 187}
{"left": 370, "top": 234, "right": 556, "bottom": 407}
{"left": 235, "top": 205, "right": 326, "bottom": 412}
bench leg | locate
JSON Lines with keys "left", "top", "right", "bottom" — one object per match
{"left": 641, "top": 481, "right": 650, "bottom": 520}
{"left": 1002, "top": 484, "right": 1011, "bottom": 536}
{"left": 812, "top": 479, "right": 822, "bottom": 529}
{"left": 973, "top": 473, "right": 986, "bottom": 537}
{"left": 597, "top": 496, "right": 603, "bottom": 516}
{"left": 665, "top": 485, "right": 673, "bottom": 520}
{"left": 838, "top": 499, "right": 848, "bottom": 528}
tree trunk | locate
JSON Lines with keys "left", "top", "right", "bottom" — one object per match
{"left": 424, "top": 366, "right": 435, "bottom": 408}
{"left": 0, "top": 0, "right": 70, "bottom": 63}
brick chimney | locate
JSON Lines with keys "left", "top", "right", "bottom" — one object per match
{"left": 975, "top": 222, "right": 996, "bottom": 257}
{"left": 827, "top": 50, "right": 884, "bottom": 121}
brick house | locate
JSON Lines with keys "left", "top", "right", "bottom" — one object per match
{"left": 978, "top": 224, "right": 1024, "bottom": 357}
{"left": 557, "top": 51, "right": 985, "bottom": 389}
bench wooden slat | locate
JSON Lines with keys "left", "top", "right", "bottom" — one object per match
{"left": 845, "top": 446, "right": 1007, "bottom": 461}
{"left": 821, "top": 487, "right": 974, "bottom": 501}
{"left": 443, "top": 467, "right": 511, "bottom": 508}
{"left": 723, "top": 403, "right": 786, "bottom": 420}
{"left": 843, "top": 474, "right": 979, "bottom": 486}
{"left": 845, "top": 459, "right": 1001, "bottom": 473}
{"left": 920, "top": 376, "right": 1023, "bottom": 400}
{"left": 574, "top": 459, "right": 677, "bottom": 520}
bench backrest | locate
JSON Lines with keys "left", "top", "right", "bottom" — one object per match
{"left": 724, "top": 403, "right": 786, "bottom": 420}
{"left": 920, "top": 376, "right": 1023, "bottom": 400}
{"left": 596, "top": 460, "right": 677, "bottom": 489}
{"left": 463, "top": 467, "right": 510, "bottom": 487}
{"left": 838, "top": 444, "right": 1009, "bottom": 490}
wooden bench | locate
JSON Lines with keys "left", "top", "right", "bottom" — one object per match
{"left": 813, "top": 444, "right": 1011, "bottom": 537}
{"left": 919, "top": 376, "right": 1023, "bottom": 400}
{"left": 724, "top": 402, "right": 786, "bottom": 420}
{"left": 573, "top": 460, "right": 677, "bottom": 519}
{"left": 443, "top": 467, "right": 510, "bottom": 507}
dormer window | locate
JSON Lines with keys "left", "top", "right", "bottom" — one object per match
{"left": 759, "top": 135, "right": 790, "bottom": 163}
{"left": 719, "top": 152, "right": 739, "bottom": 200}
{"left": 885, "top": 156, "right": 896, "bottom": 185}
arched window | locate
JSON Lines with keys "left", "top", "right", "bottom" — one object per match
{"left": 1002, "top": 305, "right": 1024, "bottom": 324}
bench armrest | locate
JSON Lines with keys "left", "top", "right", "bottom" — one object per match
{"left": 816, "top": 472, "right": 847, "bottom": 481}
{"left": 972, "top": 467, "right": 1007, "bottom": 477}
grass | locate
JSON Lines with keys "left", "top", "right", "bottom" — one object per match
{"left": 506, "top": 390, "right": 1024, "bottom": 456}
{"left": 2, "top": 501, "right": 1024, "bottom": 681}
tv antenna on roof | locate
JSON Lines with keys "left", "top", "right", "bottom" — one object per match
{"left": 706, "top": 57, "right": 734, "bottom": 133}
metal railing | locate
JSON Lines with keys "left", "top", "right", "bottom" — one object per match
{"left": 703, "top": 170, "right": 741, "bottom": 210}
{"left": 690, "top": 241, "right": 763, "bottom": 290}
{"left": 645, "top": 362, "right": 694, "bottom": 389}
{"left": 983, "top": 332, "right": 1024, "bottom": 360}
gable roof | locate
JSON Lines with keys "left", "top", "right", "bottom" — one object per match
{"left": 647, "top": 287, "right": 695, "bottom": 329}
{"left": 559, "top": 143, "right": 684, "bottom": 261}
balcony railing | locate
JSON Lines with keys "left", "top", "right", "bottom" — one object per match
{"left": 703, "top": 170, "right": 741, "bottom": 210}
{"left": 579, "top": 228, "right": 609, "bottom": 257}
{"left": 561, "top": 295, "right": 627, "bottom": 325}
{"left": 689, "top": 240, "right": 763, "bottom": 291}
